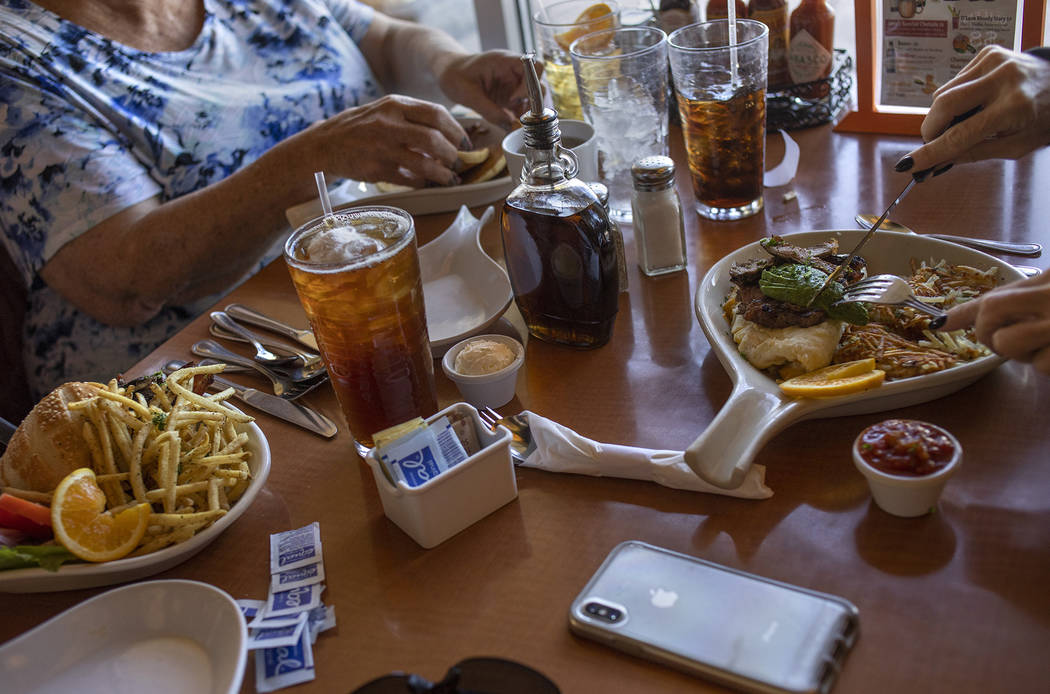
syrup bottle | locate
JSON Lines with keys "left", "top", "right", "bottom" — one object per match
{"left": 500, "top": 56, "right": 620, "bottom": 349}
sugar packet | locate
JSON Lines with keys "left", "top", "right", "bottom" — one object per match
{"left": 377, "top": 416, "right": 467, "bottom": 487}
{"left": 270, "top": 522, "right": 323, "bottom": 574}
{"left": 255, "top": 626, "right": 315, "bottom": 692}
{"left": 271, "top": 560, "right": 325, "bottom": 593}
{"left": 263, "top": 582, "right": 325, "bottom": 619}
{"left": 246, "top": 612, "right": 308, "bottom": 651}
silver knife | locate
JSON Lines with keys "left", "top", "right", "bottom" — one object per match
{"left": 225, "top": 304, "right": 319, "bottom": 351}
{"left": 165, "top": 361, "right": 338, "bottom": 438}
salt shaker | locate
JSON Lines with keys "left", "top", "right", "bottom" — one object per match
{"left": 630, "top": 155, "right": 686, "bottom": 276}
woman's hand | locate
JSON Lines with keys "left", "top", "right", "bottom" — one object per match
{"left": 437, "top": 50, "right": 537, "bottom": 129}
{"left": 897, "top": 46, "right": 1050, "bottom": 173}
{"left": 308, "top": 94, "right": 470, "bottom": 188}
{"left": 941, "top": 270, "right": 1050, "bottom": 376}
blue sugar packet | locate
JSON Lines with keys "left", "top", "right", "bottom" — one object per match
{"left": 264, "top": 582, "right": 325, "bottom": 619}
{"left": 236, "top": 598, "right": 265, "bottom": 621}
{"left": 271, "top": 560, "right": 325, "bottom": 593}
{"left": 378, "top": 416, "right": 468, "bottom": 488}
{"left": 269, "top": 522, "right": 323, "bottom": 574}
{"left": 255, "top": 625, "right": 315, "bottom": 692}
{"left": 308, "top": 605, "right": 336, "bottom": 644}
{"left": 247, "top": 612, "right": 308, "bottom": 651}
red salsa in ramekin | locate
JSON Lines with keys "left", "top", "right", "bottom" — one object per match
{"left": 856, "top": 419, "right": 957, "bottom": 476}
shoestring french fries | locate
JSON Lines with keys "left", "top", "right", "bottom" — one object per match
{"left": 52, "top": 364, "right": 253, "bottom": 559}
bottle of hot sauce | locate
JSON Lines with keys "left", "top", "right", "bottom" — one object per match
{"left": 748, "top": 0, "right": 791, "bottom": 88}
{"left": 789, "top": 0, "right": 835, "bottom": 98}
{"left": 705, "top": 0, "right": 748, "bottom": 20}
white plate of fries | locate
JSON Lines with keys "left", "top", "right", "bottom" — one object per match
{"left": 0, "top": 366, "right": 272, "bottom": 593}
{"left": 0, "top": 579, "right": 246, "bottom": 692}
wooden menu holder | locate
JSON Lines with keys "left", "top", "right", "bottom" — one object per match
{"left": 834, "top": 0, "right": 1047, "bottom": 135}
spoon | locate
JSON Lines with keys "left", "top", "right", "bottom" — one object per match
{"left": 855, "top": 214, "right": 1043, "bottom": 257}
{"left": 209, "top": 319, "right": 323, "bottom": 368}
{"left": 210, "top": 311, "right": 301, "bottom": 367}
{"left": 191, "top": 340, "right": 325, "bottom": 397}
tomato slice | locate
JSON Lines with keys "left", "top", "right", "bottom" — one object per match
{"left": 0, "top": 508, "right": 53, "bottom": 540}
{"left": 0, "top": 493, "right": 52, "bottom": 527}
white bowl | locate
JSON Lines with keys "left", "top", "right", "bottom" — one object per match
{"left": 0, "top": 579, "right": 246, "bottom": 693}
{"left": 441, "top": 334, "right": 525, "bottom": 408}
{"left": 852, "top": 419, "right": 962, "bottom": 517}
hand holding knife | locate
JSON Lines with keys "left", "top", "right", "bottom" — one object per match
{"left": 809, "top": 106, "right": 982, "bottom": 306}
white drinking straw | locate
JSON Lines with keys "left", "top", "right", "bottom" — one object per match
{"left": 726, "top": 1, "right": 739, "bottom": 87}
{"left": 314, "top": 171, "right": 333, "bottom": 218}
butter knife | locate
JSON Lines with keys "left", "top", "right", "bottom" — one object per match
{"left": 165, "top": 361, "right": 338, "bottom": 438}
{"left": 225, "top": 304, "right": 319, "bottom": 351}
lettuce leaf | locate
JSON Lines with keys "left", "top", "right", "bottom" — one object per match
{"left": 0, "top": 545, "right": 79, "bottom": 572}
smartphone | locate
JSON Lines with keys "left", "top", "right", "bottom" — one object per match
{"left": 569, "top": 541, "right": 858, "bottom": 694}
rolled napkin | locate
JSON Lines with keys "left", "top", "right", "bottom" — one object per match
{"left": 520, "top": 412, "right": 773, "bottom": 499}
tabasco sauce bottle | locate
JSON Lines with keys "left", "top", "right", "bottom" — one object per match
{"left": 789, "top": 0, "right": 835, "bottom": 98}
{"left": 748, "top": 0, "right": 790, "bottom": 88}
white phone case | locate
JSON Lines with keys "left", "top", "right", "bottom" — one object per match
{"left": 569, "top": 541, "right": 859, "bottom": 694}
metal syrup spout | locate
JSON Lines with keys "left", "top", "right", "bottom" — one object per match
{"left": 519, "top": 53, "right": 559, "bottom": 148}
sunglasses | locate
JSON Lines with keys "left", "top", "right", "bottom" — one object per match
{"left": 351, "top": 657, "right": 561, "bottom": 694}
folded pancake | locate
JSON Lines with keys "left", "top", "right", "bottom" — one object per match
{"left": 0, "top": 382, "right": 98, "bottom": 493}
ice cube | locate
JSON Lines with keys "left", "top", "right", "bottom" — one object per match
{"left": 304, "top": 225, "right": 384, "bottom": 263}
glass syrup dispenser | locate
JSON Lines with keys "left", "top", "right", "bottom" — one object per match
{"left": 500, "top": 55, "right": 620, "bottom": 349}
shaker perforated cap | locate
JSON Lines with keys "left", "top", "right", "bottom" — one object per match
{"left": 631, "top": 155, "right": 676, "bottom": 191}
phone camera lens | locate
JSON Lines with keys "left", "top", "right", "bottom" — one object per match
{"left": 584, "top": 601, "right": 623, "bottom": 623}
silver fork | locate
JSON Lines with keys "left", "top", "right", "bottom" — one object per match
{"left": 478, "top": 407, "right": 535, "bottom": 464}
{"left": 837, "top": 274, "right": 948, "bottom": 329}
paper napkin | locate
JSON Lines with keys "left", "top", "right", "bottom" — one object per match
{"left": 519, "top": 412, "right": 773, "bottom": 499}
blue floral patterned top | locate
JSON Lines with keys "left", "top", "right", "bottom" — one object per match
{"left": 0, "top": 0, "right": 380, "bottom": 398}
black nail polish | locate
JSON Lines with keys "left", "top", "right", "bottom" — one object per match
{"left": 932, "top": 163, "right": 954, "bottom": 177}
{"left": 460, "top": 137, "right": 473, "bottom": 150}
{"left": 894, "top": 156, "right": 914, "bottom": 172}
{"left": 912, "top": 169, "right": 932, "bottom": 183}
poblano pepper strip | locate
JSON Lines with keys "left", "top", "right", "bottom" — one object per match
{"left": 759, "top": 264, "right": 869, "bottom": 325}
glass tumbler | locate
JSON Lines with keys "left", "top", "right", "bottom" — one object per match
{"left": 533, "top": 0, "right": 622, "bottom": 121}
{"left": 284, "top": 206, "right": 438, "bottom": 457}
{"left": 570, "top": 25, "right": 669, "bottom": 221}
{"left": 668, "top": 19, "right": 768, "bottom": 220}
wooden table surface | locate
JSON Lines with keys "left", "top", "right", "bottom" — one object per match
{"left": 3, "top": 123, "right": 1049, "bottom": 694}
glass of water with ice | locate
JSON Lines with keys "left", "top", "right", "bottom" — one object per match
{"left": 570, "top": 25, "right": 669, "bottom": 222}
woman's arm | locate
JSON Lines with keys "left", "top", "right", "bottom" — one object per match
{"left": 37, "top": 93, "right": 470, "bottom": 327}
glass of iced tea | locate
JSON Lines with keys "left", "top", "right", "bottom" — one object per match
{"left": 284, "top": 206, "right": 438, "bottom": 457}
{"left": 533, "top": 0, "right": 621, "bottom": 122}
{"left": 668, "top": 19, "right": 769, "bottom": 221}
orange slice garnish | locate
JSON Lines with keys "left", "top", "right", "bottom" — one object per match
{"left": 779, "top": 358, "right": 886, "bottom": 398}
{"left": 51, "top": 468, "right": 151, "bottom": 562}
{"left": 554, "top": 3, "right": 617, "bottom": 53}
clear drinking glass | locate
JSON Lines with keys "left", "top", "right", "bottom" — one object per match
{"left": 284, "top": 206, "right": 438, "bottom": 457}
{"left": 533, "top": 0, "right": 621, "bottom": 122}
{"left": 570, "top": 25, "right": 669, "bottom": 222}
{"left": 668, "top": 19, "right": 768, "bottom": 221}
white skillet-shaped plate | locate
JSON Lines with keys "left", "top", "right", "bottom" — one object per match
{"left": 0, "top": 419, "right": 270, "bottom": 593}
{"left": 0, "top": 579, "right": 246, "bottom": 693}
{"left": 685, "top": 229, "right": 1026, "bottom": 489}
